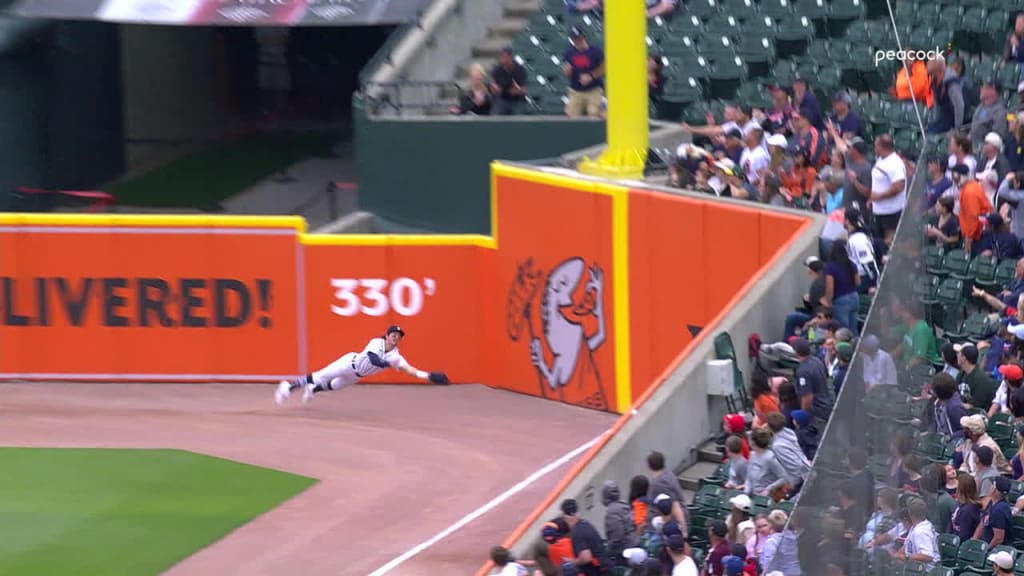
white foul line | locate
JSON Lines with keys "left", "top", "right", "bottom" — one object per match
{"left": 367, "top": 430, "right": 607, "bottom": 576}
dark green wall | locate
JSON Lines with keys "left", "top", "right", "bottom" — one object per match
{"left": 353, "top": 96, "right": 606, "bottom": 234}
{"left": 0, "top": 21, "right": 123, "bottom": 210}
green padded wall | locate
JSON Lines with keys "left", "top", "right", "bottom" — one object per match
{"left": 353, "top": 95, "right": 607, "bottom": 234}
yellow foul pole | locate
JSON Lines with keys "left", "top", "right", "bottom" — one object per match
{"left": 577, "top": 2, "right": 649, "bottom": 180}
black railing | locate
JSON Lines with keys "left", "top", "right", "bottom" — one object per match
{"left": 362, "top": 80, "right": 463, "bottom": 117}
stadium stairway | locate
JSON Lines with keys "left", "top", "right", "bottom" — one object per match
{"left": 677, "top": 438, "right": 722, "bottom": 501}
{"left": 442, "top": 0, "right": 541, "bottom": 101}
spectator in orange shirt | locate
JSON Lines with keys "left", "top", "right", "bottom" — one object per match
{"left": 779, "top": 150, "right": 818, "bottom": 203}
{"left": 750, "top": 371, "right": 781, "bottom": 428}
{"left": 628, "top": 475, "right": 651, "bottom": 531}
{"left": 891, "top": 55, "right": 933, "bottom": 108}
{"left": 541, "top": 518, "right": 575, "bottom": 569}
{"left": 955, "top": 163, "right": 994, "bottom": 253}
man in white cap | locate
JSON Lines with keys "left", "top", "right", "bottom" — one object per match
{"left": 977, "top": 131, "right": 1011, "bottom": 204}
{"left": 622, "top": 547, "right": 660, "bottom": 575}
{"left": 989, "top": 549, "right": 1016, "bottom": 575}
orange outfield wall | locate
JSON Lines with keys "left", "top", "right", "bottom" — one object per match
{"left": 0, "top": 164, "right": 811, "bottom": 417}
{"left": 0, "top": 217, "right": 303, "bottom": 380}
{"left": 488, "top": 172, "right": 620, "bottom": 412}
{"left": 302, "top": 242, "right": 491, "bottom": 383}
{"left": 626, "top": 190, "right": 809, "bottom": 400}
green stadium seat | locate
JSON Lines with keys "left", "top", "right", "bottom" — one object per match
{"left": 716, "top": 0, "right": 758, "bottom": 21}
{"left": 969, "top": 254, "right": 999, "bottom": 288}
{"left": 662, "top": 75, "right": 705, "bottom": 106}
{"left": 827, "top": 0, "right": 864, "bottom": 38}
{"left": 806, "top": 38, "right": 830, "bottom": 61}
{"left": 937, "top": 531, "right": 961, "bottom": 566}
{"left": 775, "top": 14, "right": 814, "bottom": 48}
{"left": 988, "top": 9, "right": 1011, "bottom": 32}
{"left": 957, "top": 540, "right": 991, "bottom": 572}
{"left": 677, "top": 55, "right": 712, "bottom": 81}
{"left": 759, "top": 0, "right": 793, "bottom": 19}
{"left": 698, "top": 33, "right": 738, "bottom": 62}
{"left": 936, "top": 274, "right": 966, "bottom": 312}
{"left": 916, "top": 3, "right": 941, "bottom": 25}
{"left": 843, "top": 22, "right": 870, "bottom": 47}
{"left": 942, "top": 248, "right": 972, "bottom": 281}
{"left": 914, "top": 274, "right": 940, "bottom": 304}
{"left": 795, "top": 60, "right": 817, "bottom": 80}
{"left": 892, "top": 1, "right": 915, "bottom": 22}
{"left": 773, "top": 62, "right": 797, "bottom": 86}
{"left": 816, "top": 66, "right": 843, "bottom": 91}
{"left": 904, "top": 560, "right": 930, "bottom": 576}
{"left": 794, "top": 0, "right": 829, "bottom": 21}
{"left": 704, "top": 14, "right": 741, "bottom": 37}
{"left": 734, "top": 35, "right": 775, "bottom": 77}
{"left": 682, "top": 101, "right": 711, "bottom": 125}
{"left": 1016, "top": 553, "right": 1024, "bottom": 576}
{"left": 938, "top": 6, "right": 964, "bottom": 29}
{"left": 947, "top": 312, "right": 990, "bottom": 344}
{"left": 671, "top": 14, "right": 705, "bottom": 35}
{"left": 994, "top": 258, "right": 1019, "bottom": 290}
{"left": 708, "top": 57, "right": 746, "bottom": 102}
{"left": 744, "top": 15, "right": 778, "bottom": 39}
{"left": 999, "top": 64, "right": 1023, "bottom": 93}
{"left": 662, "top": 35, "right": 700, "bottom": 56}
{"left": 687, "top": 0, "right": 721, "bottom": 19}
{"left": 533, "top": 94, "right": 567, "bottom": 115}
{"left": 963, "top": 6, "right": 987, "bottom": 31}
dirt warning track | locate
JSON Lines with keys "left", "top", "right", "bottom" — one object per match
{"left": 0, "top": 382, "right": 614, "bottom": 575}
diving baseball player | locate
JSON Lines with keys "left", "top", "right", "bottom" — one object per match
{"left": 275, "top": 325, "right": 449, "bottom": 405}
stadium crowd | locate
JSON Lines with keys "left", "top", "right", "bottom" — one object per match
{"left": 483, "top": 5, "right": 1024, "bottom": 576}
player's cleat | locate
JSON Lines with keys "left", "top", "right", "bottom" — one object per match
{"left": 302, "top": 383, "right": 316, "bottom": 404}
{"left": 274, "top": 380, "right": 291, "bottom": 405}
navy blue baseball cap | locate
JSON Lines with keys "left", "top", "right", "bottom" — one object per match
{"left": 386, "top": 325, "right": 405, "bottom": 336}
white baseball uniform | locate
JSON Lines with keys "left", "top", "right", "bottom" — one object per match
{"left": 312, "top": 337, "right": 409, "bottom": 391}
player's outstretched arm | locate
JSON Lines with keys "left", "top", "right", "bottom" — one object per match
{"left": 397, "top": 361, "right": 449, "bottom": 385}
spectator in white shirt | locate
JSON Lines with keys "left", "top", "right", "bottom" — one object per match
{"left": 870, "top": 134, "right": 908, "bottom": 245}
{"left": 665, "top": 533, "right": 699, "bottom": 576}
{"left": 741, "top": 128, "right": 771, "bottom": 186}
{"left": 861, "top": 334, "right": 899, "bottom": 389}
{"left": 948, "top": 134, "right": 978, "bottom": 180}
{"left": 490, "top": 545, "right": 532, "bottom": 576}
{"left": 989, "top": 363, "right": 1024, "bottom": 417}
{"left": 896, "top": 497, "right": 940, "bottom": 570}
{"left": 843, "top": 208, "right": 880, "bottom": 291}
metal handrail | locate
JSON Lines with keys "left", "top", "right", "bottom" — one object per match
{"left": 357, "top": 0, "right": 439, "bottom": 87}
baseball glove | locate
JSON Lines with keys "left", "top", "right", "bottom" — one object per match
{"left": 428, "top": 371, "right": 449, "bottom": 385}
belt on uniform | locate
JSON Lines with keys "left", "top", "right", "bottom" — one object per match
{"left": 352, "top": 361, "right": 365, "bottom": 378}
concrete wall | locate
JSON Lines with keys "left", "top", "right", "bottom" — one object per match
{"left": 506, "top": 191, "right": 824, "bottom": 558}
{"left": 120, "top": 25, "right": 226, "bottom": 169}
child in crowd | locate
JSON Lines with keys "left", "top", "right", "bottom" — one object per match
{"left": 490, "top": 545, "right": 535, "bottom": 576}
{"left": 722, "top": 413, "right": 750, "bottom": 461}
{"left": 725, "top": 435, "right": 749, "bottom": 491}
{"left": 790, "top": 410, "right": 819, "bottom": 461}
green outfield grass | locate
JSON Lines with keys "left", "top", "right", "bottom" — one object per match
{"left": 0, "top": 448, "right": 317, "bottom": 576}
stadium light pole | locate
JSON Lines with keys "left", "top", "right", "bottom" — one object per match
{"left": 576, "top": 1, "right": 649, "bottom": 180}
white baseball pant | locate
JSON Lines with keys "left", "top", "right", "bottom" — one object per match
{"left": 312, "top": 352, "right": 361, "bottom": 391}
